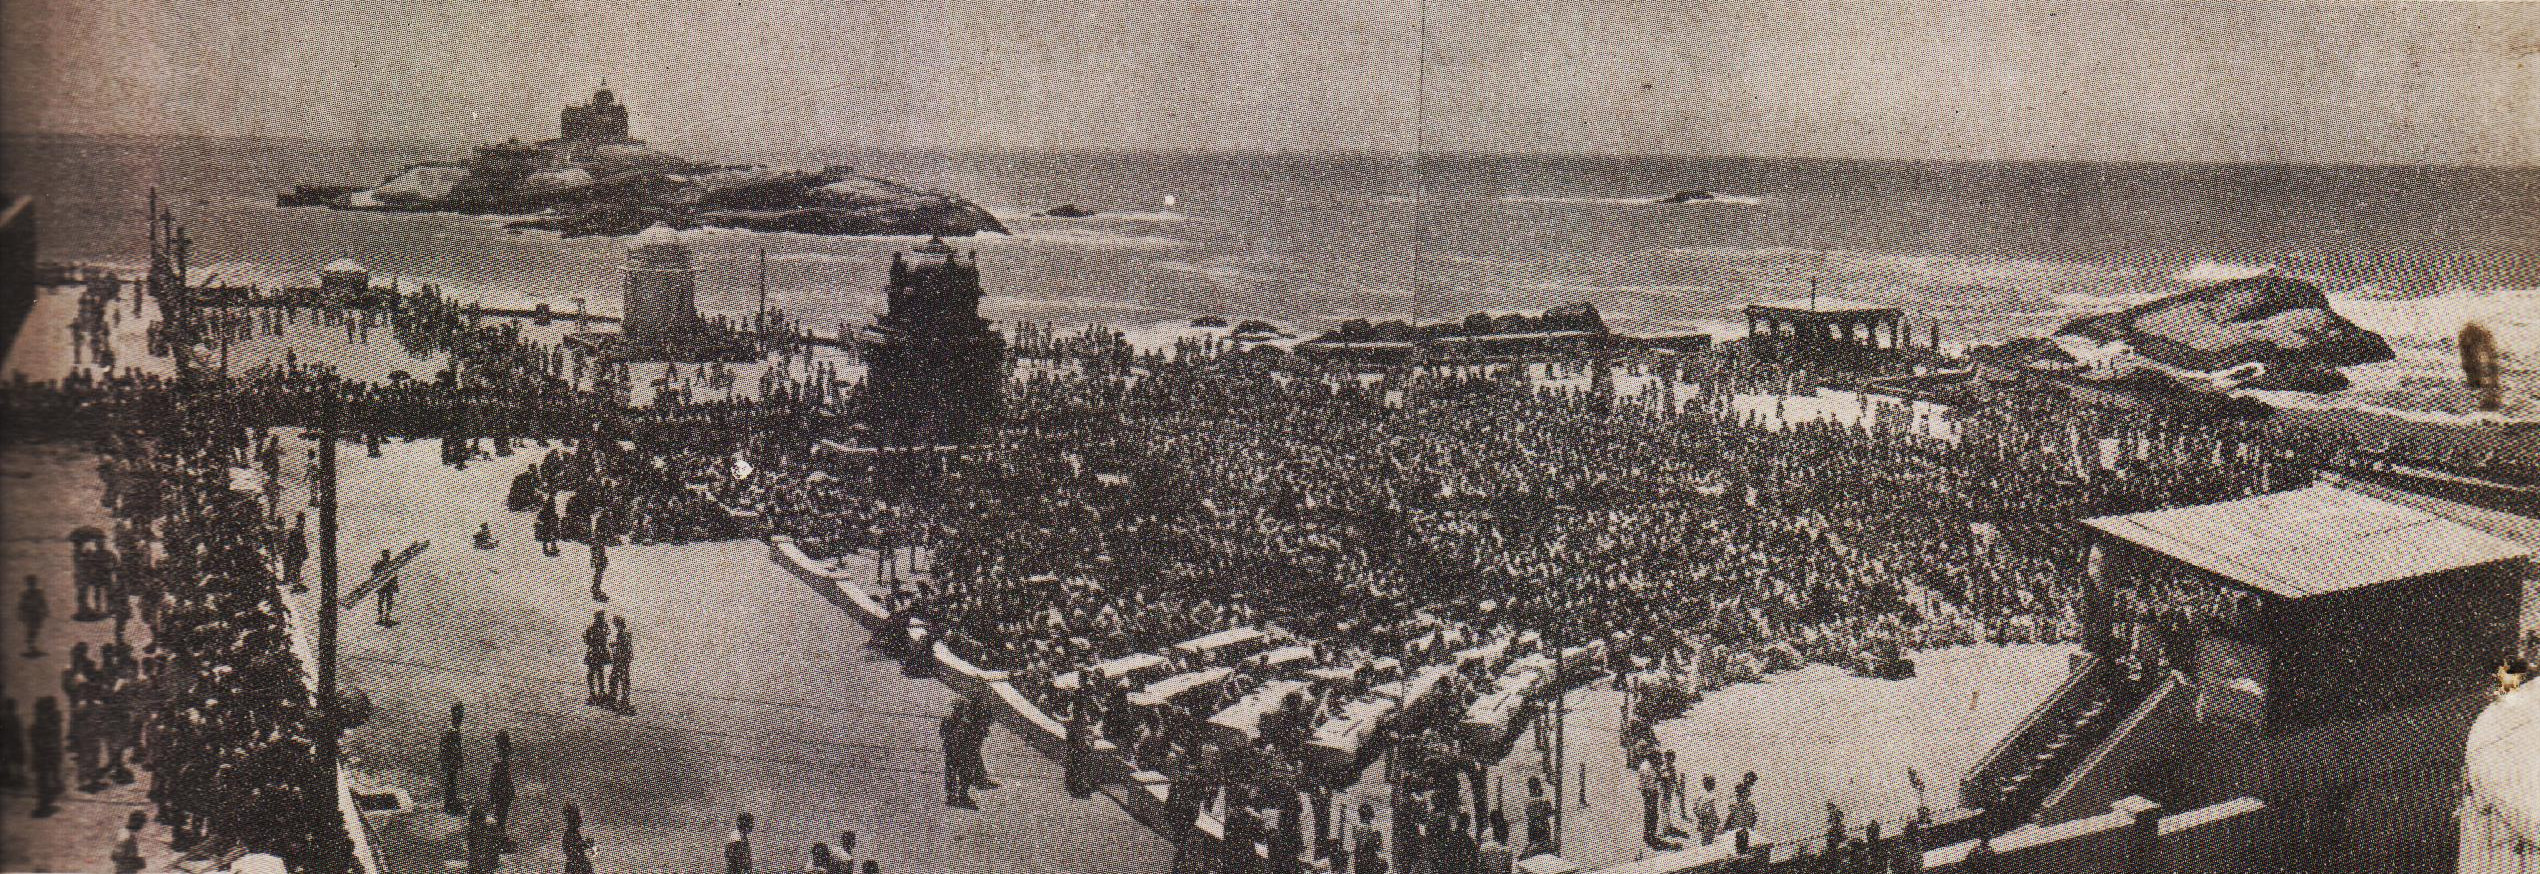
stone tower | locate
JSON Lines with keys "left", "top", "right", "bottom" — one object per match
{"left": 561, "top": 85, "right": 631, "bottom": 143}
{"left": 858, "top": 237, "right": 1005, "bottom": 446}
{"left": 620, "top": 224, "right": 699, "bottom": 343}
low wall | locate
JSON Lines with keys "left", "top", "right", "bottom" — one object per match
{"left": 2158, "top": 798, "right": 2272, "bottom": 874}
{"left": 1926, "top": 805, "right": 2135, "bottom": 874}
{"left": 764, "top": 537, "right": 1236, "bottom": 852}
{"left": 768, "top": 536, "right": 892, "bottom": 630}
{"left": 1917, "top": 796, "right": 2271, "bottom": 874}
{"left": 765, "top": 537, "right": 1629, "bottom": 869}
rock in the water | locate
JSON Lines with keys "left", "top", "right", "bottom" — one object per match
{"left": 1037, "top": 204, "right": 1096, "bottom": 218}
{"left": 335, "top": 160, "right": 1005, "bottom": 239}
{"left": 2055, "top": 274, "right": 2393, "bottom": 376}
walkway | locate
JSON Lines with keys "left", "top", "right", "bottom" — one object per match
{"left": 0, "top": 445, "right": 178, "bottom": 872}
{"left": 271, "top": 434, "right": 1168, "bottom": 874}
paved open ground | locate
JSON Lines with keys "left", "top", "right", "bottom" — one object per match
{"left": 1327, "top": 642, "right": 2073, "bottom": 871}
{"left": 0, "top": 445, "right": 178, "bottom": 873}
{"left": 267, "top": 432, "right": 1170, "bottom": 874}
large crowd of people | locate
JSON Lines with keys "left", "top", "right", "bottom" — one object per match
{"left": 735, "top": 350, "right": 2302, "bottom": 681}
{"left": 22, "top": 387, "right": 359, "bottom": 870}
{"left": 625, "top": 339, "right": 2391, "bottom": 873}
{"left": 14, "top": 251, "right": 2540, "bottom": 874}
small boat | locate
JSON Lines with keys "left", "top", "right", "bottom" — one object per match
{"left": 1655, "top": 190, "right": 1721, "bottom": 203}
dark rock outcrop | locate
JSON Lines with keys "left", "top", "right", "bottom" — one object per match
{"left": 1312, "top": 301, "right": 1608, "bottom": 344}
{"left": 495, "top": 169, "right": 1007, "bottom": 238}
{"left": 317, "top": 162, "right": 1005, "bottom": 239}
{"left": 2055, "top": 274, "right": 2392, "bottom": 390}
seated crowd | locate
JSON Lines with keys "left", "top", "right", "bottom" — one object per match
{"left": 643, "top": 343, "right": 2359, "bottom": 870}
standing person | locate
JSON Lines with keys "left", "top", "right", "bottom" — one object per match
{"left": 72, "top": 550, "right": 98, "bottom": 621}
{"left": 724, "top": 813, "right": 755, "bottom": 874}
{"left": 1352, "top": 804, "right": 1386, "bottom": 874}
{"left": 98, "top": 673, "right": 133, "bottom": 786}
{"left": 1725, "top": 783, "right": 1758, "bottom": 843}
{"left": 808, "top": 843, "right": 844, "bottom": 874}
{"left": 0, "top": 698, "right": 22, "bottom": 789}
{"left": 537, "top": 496, "right": 561, "bottom": 557}
{"left": 1635, "top": 753, "right": 1666, "bottom": 849}
{"left": 561, "top": 803, "right": 596, "bottom": 874}
{"left": 961, "top": 702, "right": 997, "bottom": 792}
{"left": 1659, "top": 751, "right": 1687, "bottom": 839}
{"left": 67, "top": 694, "right": 101, "bottom": 793}
{"left": 589, "top": 540, "right": 609, "bottom": 603}
{"left": 609, "top": 617, "right": 634, "bottom": 714}
{"left": 465, "top": 805, "right": 499, "bottom": 874}
{"left": 1435, "top": 812, "right": 1480, "bottom": 874}
{"left": 18, "top": 575, "right": 47, "bottom": 658}
{"left": 487, "top": 731, "right": 515, "bottom": 850}
{"left": 1522, "top": 778, "right": 1554, "bottom": 857}
{"left": 441, "top": 702, "right": 466, "bottom": 815}
{"left": 284, "top": 513, "right": 309, "bottom": 593}
{"left": 1477, "top": 814, "right": 1512, "bottom": 874}
{"left": 940, "top": 706, "right": 974, "bottom": 809}
{"left": 113, "top": 809, "right": 148, "bottom": 873}
{"left": 583, "top": 612, "right": 611, "bottom": 706}
{"left": 1063, "top": 697, "right": 1092, "bottom": 798}
{"left": 375, "top": 560, "right": 400, "bottom": 627}
{"left": 1692, "top": 775, "right": 1721, "bottom": 846}
{"left": 29, "top": 697, "right": 63, "bottom": 818}
{"left": 105, "top": 560, "right": 133, "bottom": 641}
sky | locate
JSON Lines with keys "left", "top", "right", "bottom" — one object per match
{"left": 5, "top": 0, "right": 2537, "bottom": 164}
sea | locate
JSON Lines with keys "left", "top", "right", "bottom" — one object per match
{"left": 10, "top": 134, "right": 2540, "bottom": 420}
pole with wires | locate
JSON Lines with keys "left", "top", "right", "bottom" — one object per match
{"left": 313, "top": 384, "right": 353, "bottom": 874}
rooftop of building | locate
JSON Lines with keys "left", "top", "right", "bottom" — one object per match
{"left": 321, "top": 258, "right": 367, "bottom": 275}
{"left": 1748, "top": 296, "right": 1899, "bottom": 315}
{"left": 627, "top": 223, "right": 687, "bottom": 250}
{"left": 2082, "top": 483, "right": 2532, "bottom": 599}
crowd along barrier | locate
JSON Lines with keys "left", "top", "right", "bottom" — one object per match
{"left": 765, "top": 536, "right": 1258, "bottom": 861}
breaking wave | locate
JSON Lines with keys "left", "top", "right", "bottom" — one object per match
{"left": 1502, "top": 194, "right": 1764, "bottom": 207}
{"left": 2170, "top": 261, "right": 2278, "bottom": 286}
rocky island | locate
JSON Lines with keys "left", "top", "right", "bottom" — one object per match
{"left": 280, "top": 87, "right": 1006, "bottom": 239}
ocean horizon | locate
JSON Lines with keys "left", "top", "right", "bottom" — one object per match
{"left": 10, "top": 132, "right": 2540, "bottom": 420}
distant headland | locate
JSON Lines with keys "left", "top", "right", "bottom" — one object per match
{"left": 277, "top": 86, "right": 1007, "bottom": 239}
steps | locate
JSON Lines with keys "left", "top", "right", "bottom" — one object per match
{"left": 1961, "top": 659, "right": 2150, "bottom": 831}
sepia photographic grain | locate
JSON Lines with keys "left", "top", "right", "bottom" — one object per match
{"left": 2, "top": 3, "right": 2538, "bottom": 874}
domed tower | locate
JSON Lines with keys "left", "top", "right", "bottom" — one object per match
{"left": 562, "top": 84, "right": 631, "bottom": 144}
{"left": 620, "top": 224, "right": 699, "bottom": 343}
{"left": 859, "top": 237, "right": 1005, "bottom": 446}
